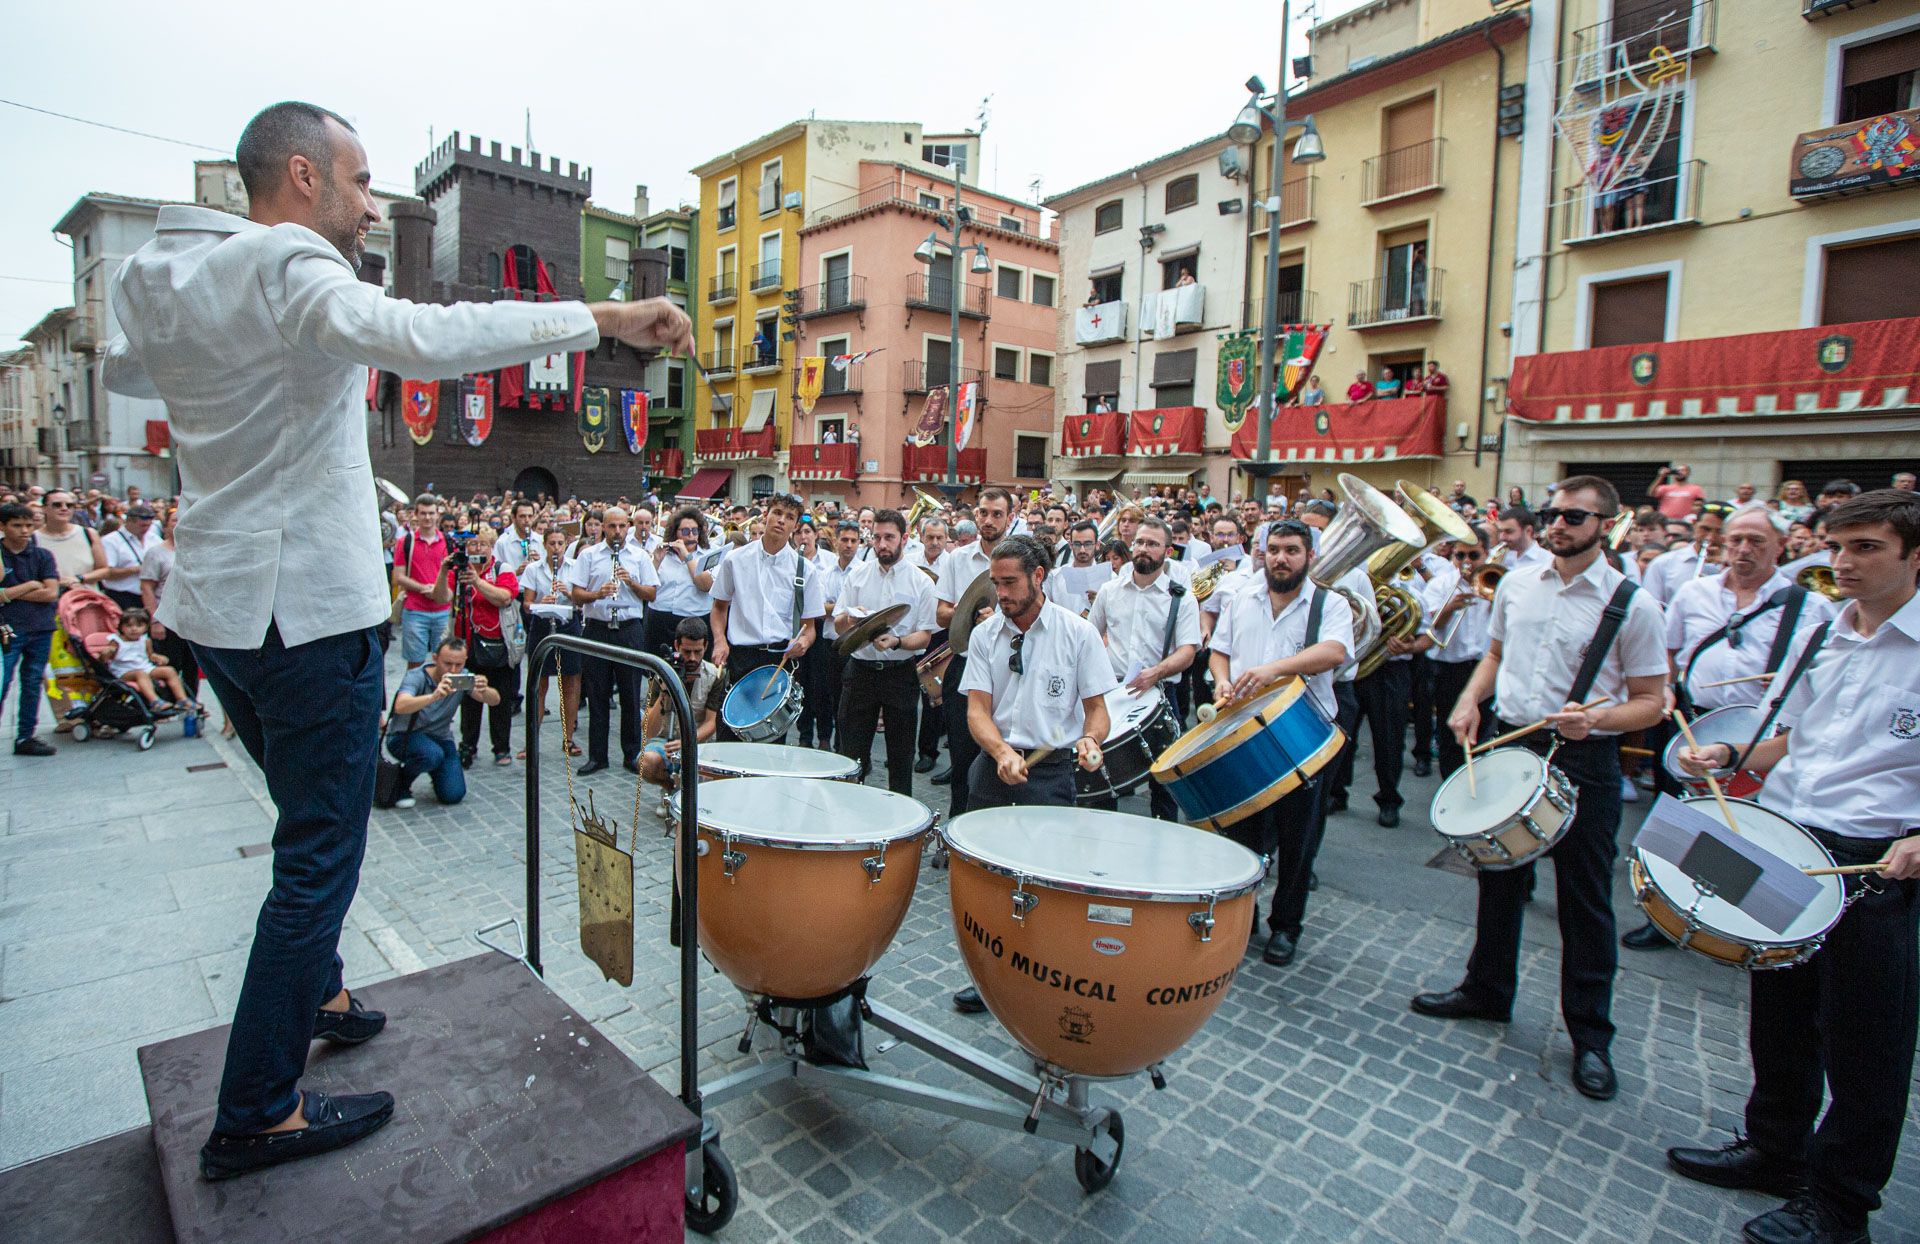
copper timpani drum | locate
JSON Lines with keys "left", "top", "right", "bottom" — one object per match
{"left": 943, "top": 807, "right": 1266, "bottom": 1079}
{"left": 1630, "top": 797, "right": 1845, "bottom": 970}
{"left": 696, "top": 741, "right": 859, "bottom": 782}
{"left": 676, "top": 777, "right": 934, "bottom": 1001}
{"left": 1428, "top": 747, "right": 1577, "bottom": 870}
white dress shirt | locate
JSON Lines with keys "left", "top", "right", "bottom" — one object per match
{"left": 1420, "top": 566, "right": 1492, "bottom": 664}
{"left": 518, "top": 555, "right": 578, "bottom": 622}
{"left": 816, "top": 555, "right": 857, "bottom": 641}
{"left": 1667, "top": 571, "right": 1835, "bottom": 711}
{"left": 1088, "top": 567, "right": 1202, "bottom": 684}
{"left": 653, "top": 543, "right": 726, "bottom": 617}
{"left": 1488, "top": 556, "right": 1669, "bottom": 732}
{"left": 104, "top": 205, "right": 597, "bottom": 648}
{"left": 493, "top": 528, "right": 541, "bottom": 578}
{"left": 836, "top": 557, "right": 938, "bottom": 661}
{"left": 102, "top": 525, "right": 162, "bottom": 595}
{"left": 958, "top": 601, "right": 1118, "bottom": 749}
{"left": 1049, "top": 560, "right": 1114, "bottom": 615}
{"left": 936, "top": 539, "right": 995, "bottom": 608}
{"left": 565, "top": 540, "right": 661, "bottom": 623}
{"left": 1502, "top": 540, "right": 1553, "bottom": 576}
{"left": 1760, "top": 590, "right": 1920, "bottom": 839}
{"left": 711, "top": 540, "right": 826, "bottom": 646}
{"left": 1333, "top": 567, "right": 1378, "bottom": 683}
{"left": 1642, "top": 543, "right": 1721, "bottom": 605}
{"left": 1210, "top": 580, "right": 1355, "bottom": 720}
{"left": 1202, "top": 559, "right": 1260, "bottom": 618}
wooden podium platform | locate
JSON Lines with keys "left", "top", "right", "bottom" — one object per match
{"left": 112, "top": 950, "right": 696, "bottom": 1244}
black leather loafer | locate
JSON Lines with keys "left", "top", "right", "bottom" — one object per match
{"left": 199, "top": 1089, "right": 395, "bottom": 1181}
{"left": 1622, "top": 921, "right": 1672, "bottom": 951}
{"left": 1572, "top": 1048, "right": 1617, "bottom": 1101}
{"left": 577, "top": 760, "right": 608, "bottom": 775}
{"left": 914, "top": 756, "right": 936, "bottom": 774}
{"left": 1262, "top": 930, "right": 1296, "bottom": 966}
{"left": 1413, "top": 758, "right": 1432, "bottom": 777}
{"left": 1377, "top": 807, "right": 1401, "bottom": 828}
{"left": 312, "top": 991, "right": 386, "bottom": 1046}
{"left": 1668, "top": 1136, "right": 1807, "bottom": 1198}
{"left": 1743, "top": 1194, "right": 1869, "bottom": 1244}
{"left": 951, "top": 986, "right": 985, "bottom": 1014}
{"left": 1410, "top": 988, "right": 1510, "bottom": 1023}
{"left": 930, "top": 763, "right": 953, "bottom": 785}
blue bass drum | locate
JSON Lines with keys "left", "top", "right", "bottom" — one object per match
{"left": 721, "top": 664, "right": 804, "bottom": 742}
{"left": 1148, "top": 677, "right": 1345, "bottom": 831}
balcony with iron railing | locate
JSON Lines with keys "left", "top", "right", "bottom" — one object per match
{"left": 1348, "top": 269, "right": 1444, "bottom": 329}
{"left": 797, "top": 275, "right": 868, "bottom": 319}
{"left": 708, "top": 271, "right": 737, "bottom": 304}
{"left": 1569, "top": 0, "right": 1717, "bottom": 88}
{"left": 1560, "top": 160, "right": 1705, "bottom": 245}
{"left": 741, "top": 339, "right": 782, "bottom": 374}
{"left": 1362, "top": 139, "right": 1445, "bottom": 205}
{"left": 716, "top": 201, "right": 737, "bottom": 231}
{"left": 703, "top": 347, "right": 736, "bottom": 377}
{"left": 1247, "top": 289, "right": 1319, "bottom": 329}
{"left": 902, "top": 361, "right": 988, "bottom": 395}
{"left": 750, "top": 258, "right": 782, "bottom": 293}
{"left": 694, "top": 424, "right": 777, "bottom": 459}
{"left": 905, "top": 273, "right": 989, "bottom": 318}
{"left": 796, "top": 361, "right": 864, "bottom": 397}
{"left": 901, "top": 442, "right": 986, "bottom": 485}
{"left": 1252, "top": 176, "right": 1317, "bottom": 235}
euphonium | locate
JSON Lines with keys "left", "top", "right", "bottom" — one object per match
{"left": 1310, "top": 474, "right": 1422, "bottom": 674}
{"left": 1356, "top": 581, "right": 1424, "bottom": 679}
{"left": 906, "top": 487, "right": 945, "bottom": 532}
{"left": 1190, "top": 558, "right": 1231, "bottom": 603}
{"left": 1796, "top": 564, "right": 1841, "bottom": 599}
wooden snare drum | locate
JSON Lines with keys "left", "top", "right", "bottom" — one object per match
{"left": 1148, "top": 677, "right": 1345, "bottom": 830}
{"left": 678, "top": 776, "right": 933, "bottom": 1001}
{"left": 1630, "top": 798, "right": 1845, "bottom": 970}
{"left": 1429, "top": 747, "right": 1577, "bottom": 870}
{"left": 943, "top": 807, "right": 1265, "bottom": 1079}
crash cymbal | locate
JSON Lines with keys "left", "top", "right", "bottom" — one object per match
{"left": 948, "top": 570, "right": 995, "bottom": 656}
{"left": 834, "top": 602, "right": 911, "bottom": 656}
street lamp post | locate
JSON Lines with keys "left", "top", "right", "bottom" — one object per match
{"left": 914, "top": 150, "right": 991, "bottom": 501}
{"left": 1228, "top": 1, "right": 1326, "bottom": 483}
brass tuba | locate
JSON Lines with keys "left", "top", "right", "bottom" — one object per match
{"left": 1310, "top": 474, "right": 1425, "bottom": 670}
{"left": 1796, "top": 564, "right": 1841, "bottom": 599}
{"left": 906, "top": 487, "right": 945, "bottom": 532}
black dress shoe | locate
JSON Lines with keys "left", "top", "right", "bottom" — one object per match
{"left": 312, "top": 991, "right": 386, "bottom": 1045}
{"left": 1413, "top": 758, "right": 1432, "bottom": 778}
{"left": 1326, "top": 796, "right": 1348, "bottom": 813}
{"left": 623, "top": 757, "right": 641, "bottom": 774}
{"left": 1410, "top": 988, "right": 1510, "bottom": 1022}
{"left": 914, "top": 755, "right": 936, "bottom": 774}
{"left": 13, "top": 737, "right": 55, "bottom": 757}
{"left": 1622, "top": 920, "right": 1673, "bottom": 951}
{"left": 459, "top": 744, "right": 477, "bottom": 770}
{"left": 1572, "top": 1047, "right": 1617, "bottom": 1101}
{"left": 931, "top": 762, "right": 953, "bottom": 785}
{"left": 577, "top": 760, "right": 609, "bottom": 775}
{"left": 1667, "top": 1136, "right": 1807, "bottom": 1198}
{"left": 1307, "top": 871, "right": 1319, "bottom": 892}
{"left": 1377, "top": 807, "right": 1401, "bottom": 828}
{"left": 1743, "top": 1194, "right": 1870, "bottom": 1244}
{"left": 952, "top": 986, "right": 985, "bottom": 1013}
{"left": 199, "top": 1089, "right": 395, "bottom": 1181}
{"left": 1261, "top": 930, "right": 1296, "bottom": 966}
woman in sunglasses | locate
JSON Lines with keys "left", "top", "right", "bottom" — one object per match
{"left": 647, "top": 505, "right": 720, "bottom": 663}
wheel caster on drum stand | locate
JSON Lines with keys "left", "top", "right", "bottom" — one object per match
{"left": 1147, "top": 1063, "right": 1167, "bottom": 1091}
{"left": 1074, "top": 1110, "right": 1124, "bottom": 1193}
{"left": 685, "top": 1139, "right": 737, "bottom": 1235}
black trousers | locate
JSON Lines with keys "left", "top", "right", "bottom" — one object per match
{"left": 1644, "top": 717, "right": 1686, "bottom": 797}
{"left": 1220, "top": 776, "right": 1323, "bottom": 938}
{"left": 459, "top": 650, "right": 518, "bottom": 758}
{"left": 582, "top": 618, "right": 645, "bottom": 764}
{"left": 943, "top": 653, "right": 979, "bottom": 818}
{"left": 918, "top": 627, "right": 949, "bottom": 761}
{"left": 1351, "top": 660, "right": 1411, "bottom": 812}
{"left": 839, "top": 659, "right": 920, "bottom": 795}
{"left": 1462, "top": 731, "right": 1622, "bottom": 1053}
{"left": 1409, "top": 652, "right": 1436, "bottom": 760}
{"left": 720, "top": 642, "right": 786, "bottom": 743}
{"left": 151, "top": 627, "right": 200, "bottom": 701}
{"left": 797, "top": 639, "right": 844, "bottom": 748}
{"left": 1746, "top": 829, "right": 1919, "bottom": 1219}
{"left": 104, "top": 587, "right": 143, "bottom": 611}
{"left": 1326, "top": 677, "right": 1364, "bottom": 806}
{"left": 966, "top": 751, "right": 1076, "bottom": 809}
{"left": 1430, "top": 659, "right": 1490, "bottom": 779}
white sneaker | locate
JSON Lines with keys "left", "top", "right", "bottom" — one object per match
{"left": 1619, "top": 776, "right": 1639, "bottom": 804}
{"left": 394, "top": 796, "right": 417, "bottom": 809}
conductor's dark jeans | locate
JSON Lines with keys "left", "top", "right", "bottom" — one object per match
{"left": 1746, "top": 828, "right": 1919, "bottom": 1219}
{"left": 190, "top": 624, "right": 381, "bottom": 1135}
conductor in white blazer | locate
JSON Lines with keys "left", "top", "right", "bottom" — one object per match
{"left": 102, "top": 102, "right": 693, "bottom": 1182}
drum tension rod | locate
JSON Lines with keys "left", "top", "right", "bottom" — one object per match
{"left": 1188, "top": 893, "right": 1219, "bottom": 943}
{"left": 1010, "top": 876, "right": 1038, "bottom": 922}
{"left": 862, "top": 842, "right": 887, "bottom": 885}
{"left": 720, "top": 830, "right": 746, "bottom": 881}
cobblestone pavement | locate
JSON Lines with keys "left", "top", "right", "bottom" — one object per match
{"left": 2, "top": 661, "right": 1916, "bottom": 1242}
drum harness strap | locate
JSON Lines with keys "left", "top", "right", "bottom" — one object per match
{"left": 1553, "top": 580, "right": 1639, "bottom": 754}
{"left": 1154, "top": 582, "right": 1189, "bottom": 710}
{"left": 1732, "top": 619, "right": 1831, "bottom": 773}
{"left": 1678, "top": 584, "right": 1809, "bottom": 710}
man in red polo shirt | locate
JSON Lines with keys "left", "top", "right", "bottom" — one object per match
{"left": 1420, "top": 359, "right": 1450, "bottom": 399}
{"left": 1650, "top": 463, "right": 1705, "bottom": 520}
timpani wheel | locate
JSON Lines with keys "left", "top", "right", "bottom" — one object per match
{"left": 685, "top": 1140, "right": 737, "bottom": 1235}
{"left": 1074, "top": 1109, "right": 1124, "bottom": 1193}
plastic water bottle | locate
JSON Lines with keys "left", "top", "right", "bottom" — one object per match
{"left": 184, "top": 712, "right": 199, "bottom": 738}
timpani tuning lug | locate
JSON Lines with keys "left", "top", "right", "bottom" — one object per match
{"left": 1187, "top": 893, "right": 1220, "bottom": 943}
{"left": 1010, "top": 878, "right": 1039, "bottom": 921}
{"left": 862, "top": 844, "right": 887, "bottom": 884}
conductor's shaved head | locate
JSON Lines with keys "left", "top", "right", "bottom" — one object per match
{"left": 235, "top": 101, "right": 377, "bottom": 270}
{"left": 236, "top": 102, "right": 356, "bottom": 198}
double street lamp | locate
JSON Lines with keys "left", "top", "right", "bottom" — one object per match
{"left": 1230, "top": 9, "right": 1328, "bottom": 474}
{"left": 913, "top": 155, "right": 991, "bottom": 499}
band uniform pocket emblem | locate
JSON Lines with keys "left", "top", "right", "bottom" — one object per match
{"left": 1891, "top": 707, "right": 1920, "bottom": 740}
{"left": 1046, "top": 673, "right": 1068, "bottom": 699}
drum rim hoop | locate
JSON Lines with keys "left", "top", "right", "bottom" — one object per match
{"left": 939, "top": 810, "right": 1267, "bottom": 899}
{"left": 1630, "top": 796, "right": 1844, "bottom": 948}
{"left": 1431, "top": 745, "right": 1554, "bottom": 826}
{"left": 689, "top": 776, "right": 935, "bottom": 847}
{"left": 1149, "top": 677, "right": 1309, "bottom": 781}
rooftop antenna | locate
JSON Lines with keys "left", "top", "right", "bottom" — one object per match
{"left": 1028, "top": 175, "right": 1042, "bottom": 204}
{"left": 525, "top": 107, "right": 532, "bottom": 153}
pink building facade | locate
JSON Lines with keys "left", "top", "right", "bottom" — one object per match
{"left": 790, "top": 162, "right": 1061, "bottom": 506}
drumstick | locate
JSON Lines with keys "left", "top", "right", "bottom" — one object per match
{"left": 1802, "top": 863, "right": 1889, "bottom": 877}
{"left": 1470, "top": 699, "right": 1612, "bottom": 755}
{"left": 1671, "top": 708, "right": 1741, "bottom": 837}
{"left": 1024, "top": 746, "right": 1053, "bottom": 766}
{"left": 1463, "top": 733, "right": 1478, "bottom": 797}
{"left": 1697, "top": 672, "right": 1775, "bottom": 690}
{"left": 1621, "top": 746, "right": 1656, "bottom": 758}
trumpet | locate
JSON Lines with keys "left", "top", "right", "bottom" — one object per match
{"left": 1796, "top": 564, "right": 1841, "bottom": 599}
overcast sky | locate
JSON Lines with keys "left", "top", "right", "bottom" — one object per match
{"left": 0, "top": 0, "right": 1367, "bottom": 349}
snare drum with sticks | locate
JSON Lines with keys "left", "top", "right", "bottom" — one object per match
{"left": 916, "top": 641, "right": 953, "bottom": 705}
{"left": 1429, "top": 747, "right": 1577, "bottom": 870}
{"left": 697, "top": 741, "right": 859, "bottom": 782}
{"left": 1660, "top": 704, "right": 1767, "bottom": 798}
{"left": 721, "top": 664, "right": 804, "bottom": 742}
{"left": 1629, "top": 798, "right": 1844, "bottom": 970}
{"left": 1077, "top": 687, "right": 1181, "bottom": 805}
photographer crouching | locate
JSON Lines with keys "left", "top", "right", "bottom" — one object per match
{"left": 386, "top": 636, "right": 501, "bottom": 808}
{"left": 447, "top": 523, "right": 521, "bottom": 768}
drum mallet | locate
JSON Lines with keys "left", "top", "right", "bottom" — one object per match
{"left": 1803, "top": 863, "right": 1891, "bottom": 877}
{"left": 1470, "top": 698, "right": 1611, "bottom": 755}
{"left": 1671, "top": 707, "right": 1741, "bottom": 836}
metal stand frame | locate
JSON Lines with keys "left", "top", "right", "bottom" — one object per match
{"left": 483, "top": 632, "right": 1127, "bottom": 1236}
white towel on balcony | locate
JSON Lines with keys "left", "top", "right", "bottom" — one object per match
{"left": 1150, "top": 290, "right": 1178, "bottom": 339}
{"left": 1075, "top": 301, "right": 1127, "bottom": 345}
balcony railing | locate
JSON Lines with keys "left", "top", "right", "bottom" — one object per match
{"left": 903, "top": 361, "right": 988, "bottom": 395}
{"left": 1560, "top": 160, "right": 1705, "bottom": 244}
{"left": 717, "top": 202, "right": 737, "bottom": 231}
{"left": 797, "top": 361, "right": 864, "bottom": 397}
{"left": 901, "top": 443, "right": 986, "bottom": 485}
{"left": 703, "top": 348, "right": 736, "bottom": 376}
{"left": 742, "top": 341, "right": 782, "bottom": 373}
{"left": 695, "top": 425, "right": 777, "bottom": 459}
{"left": 1570, "top": 0, "right": 1716, "bottom": 86}
{"left": 1349, "top": 269, "right": 1444, "bottom": 328}
{"left": 708, "top": 272, "right": 737, "bottom": 304}
{"left": 647, "top": 447, "right": 686, "bottom": 478}
{"left": 1362, "top": 138, "right": 1445, "bottom": 204}
{"left": 1248, "top": 289, "right": 1318, "bottom": 329}
{"left": 906, "top": 273, "right": 989, "bottom": 318}
{"left": 788, "top": 441, "right": 859, "bottom": 481}
{"left": 797, "top": 275, "right": 868, "bottom": 318}
{"left": 750, "top": 259, "right": 782, "bottom": 293}
{"left": 1254, "top": 176, "right": 1317, "bottom": 233}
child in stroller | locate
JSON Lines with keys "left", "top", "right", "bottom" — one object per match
{"left": 107, "top": 608, "right": 193, "bottom": 710}
{"left": 55, "top": 588, "right": 198, "bottom": 750}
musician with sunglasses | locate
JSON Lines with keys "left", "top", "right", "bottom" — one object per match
{"left": 1410, "top": 525, "right": 1495, "bottom": 780}
{"left": 1412, "top": 477, "right": 1669, "bottom": 1103}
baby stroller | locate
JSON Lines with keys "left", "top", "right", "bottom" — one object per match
{"left": 54, "top": 588, "right": 192, "bottom": 751}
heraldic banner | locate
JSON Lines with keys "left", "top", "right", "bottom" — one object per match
{"left": 401, "top": 379, "right": 438, "bottom": 446}
{"left": 911, "top": 385, "right": 948, "bottom": 448}
{"left": 621, "top": 389, "right": 649, "bottom": 454}
{"left": 1216, "top": 332, "right": 1255, "bottom": 431}
{"left": 458, "top": 374, "right": 495, "bottom": 447}
{"left": 953, "top": 381, "right": 980, "bottom": 452}
{"left": 1280, "top": 324, "right": 1330, "bottom": 404}
{"left": 579, "top": 386, "right": 612, "bottom": 454}
{"left": 795, "top": 356, "right": 826, "bottom": 416}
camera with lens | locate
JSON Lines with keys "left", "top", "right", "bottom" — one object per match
{"left": 443, "top": 530, "right": 477, "bottom": 574}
